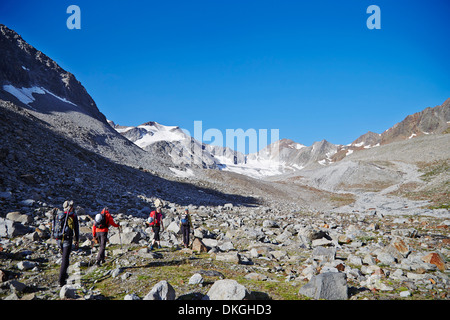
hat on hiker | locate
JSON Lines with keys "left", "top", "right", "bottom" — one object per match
{"left": 63, "top": 200, "right": 74, "bottom": 211}
{"left": 154, "top": 199, "right": 162, "bottom": 208}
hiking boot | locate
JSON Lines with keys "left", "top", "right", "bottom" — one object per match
{"left": 59, "top": 274, "right": 68, "bottom": 287}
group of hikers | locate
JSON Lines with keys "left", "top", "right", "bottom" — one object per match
{"left": 52, "top": 200, "right": 193, "bottom": 287}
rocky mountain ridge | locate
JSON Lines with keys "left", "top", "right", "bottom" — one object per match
{"left": 110, "top": 98, "right": 449, "bottom": 179}
{"left": 0, "top": 24, "right": 177, "bottom": 178}
{"left": 331, "top": 99, "right": 450, "bottom": 163}
{"left": 0, "top": 24, "right": 103, "bottom": 122}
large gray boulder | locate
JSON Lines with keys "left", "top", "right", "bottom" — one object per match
{"left": 60, "top": 285, "right": 79, "bottom": 299}
{"left": 6, "top": 211, "right": 32, "bottom": 224}
{"left": 166, "top": 220, "right": 181, "bottom": 234}
{"left": 0, "top": 217, "right": 33, "bottom": 238}
{"left": 298, "top": 272, "right": 348, "bottom": 300}
{"left": 205, "top": 279, "right": 253, "bottom": 300}
{"left": 312, "top": 246, "right": 336, "bottom": 263}
{"left": 143, "top": 280, "right": 176, "bottom": 300}
{"left": 109, "top": 231, "right": 141, "bottom": 244}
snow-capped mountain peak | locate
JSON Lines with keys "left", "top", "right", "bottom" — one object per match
{"left": 108, "top": 121, "right": 342, "bottom": 179}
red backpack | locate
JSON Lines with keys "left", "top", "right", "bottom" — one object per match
{"left": 148, "top": 211, "right": 160, "bottom": 226}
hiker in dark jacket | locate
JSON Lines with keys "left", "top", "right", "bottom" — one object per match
{"left": 180, "top": 208, "right": 193, "bottom": 248}
{"left": 52, "top": 200, "right": 79, "bottom": 287}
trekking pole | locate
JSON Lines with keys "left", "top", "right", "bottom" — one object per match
{"left": 50, "top": 208, "right": 58, "bottom": 240}
{"left": 118, "top": 226, "right": 123, "bottom": 250}
{"left": 88, "top": 238, "right": 96, "bottom": 268}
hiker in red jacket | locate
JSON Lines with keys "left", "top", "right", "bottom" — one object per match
{"left": 92, "top": 207, "right": 120, "bottom": 265}
{"left": 147, "top": 207, "right": 164, "bottom": 250}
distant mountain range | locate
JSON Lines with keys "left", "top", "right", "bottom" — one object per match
{"left": 109, "top": 97, "right": 450, "bottom": 179}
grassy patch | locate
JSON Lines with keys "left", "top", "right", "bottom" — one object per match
{"left": 389, "top": 160, "right": 449, "bottom": 209}
{"left": 329, "top": 193, "right": 356, "bottom": 206}
{"left": 418, "top": 159, "right": 450, "bottom": 182}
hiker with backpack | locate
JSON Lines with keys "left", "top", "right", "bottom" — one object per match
{"left": 180, "top": 208, "right": 193, "bottom": 248}
{"left": 92, "top": 207, "right": 120, "bottom": 265}
{"left": 52, "top": 200, "right": 79, "bottom": 287}
{"left": 147, "top": 207, "right": 164, "bottom": 250}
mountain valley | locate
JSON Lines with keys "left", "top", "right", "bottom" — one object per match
{"left": 0, "top": 24, "right": 449, "bottom": 301}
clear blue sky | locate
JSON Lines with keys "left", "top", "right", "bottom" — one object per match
{"left": 1, "top": 0, "right": 449, "bottom": 148}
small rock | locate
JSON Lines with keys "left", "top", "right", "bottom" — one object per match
{"left": 245, "top": 272, "right": 268, "bottom": 281}
{"left": 422, "top": 252, "right": 445, "bottom": 271}
{"left": 263, "top": 220, "right": 278, "bottom": 228}
{"left": 109, "top": 231, "right": 140, "bottom": 244}
{"left": 202, "top": 238, "right": 219, "bottom": 249}
{"left": 205, "top": 279, "right": 253, "bottom": 300}
{"left": 311, "top": 238, "right": 334, "bottom": 247}
{"left": 167, "top": 221, "right": 181, "bottom": 234}
{"left": 192, "top": 238, "right": 208, "bottom": 253}
{"left": 111, "top": 267, "right": 122, "bottom": 278}
{"left": 400, "top": 290, "right": 411, "bottom": 297}
{"left": 6, "top": 212, "right": 32, "bottom": 224}
{"left": 121, "top": 272, "right": 132, "bottom": 280}
{"left": 19, "top": 199, "right": 35, "bottom": 206}
{"left": 143, "top": 280, "right": 176, "bottom": 300}
{"left": 0, "top": 217, "right": 33, "bottom": 238}
{"left": 9, "top": 280, "right": 27, "bottom": 293}
{"left": 4, "top": 293, "right": 20, "bottom": 300}
{"left": 17, "top": 260, "right": 37, "bottom": 271}
{"left": 390, "top": 237, "right": 411, "bottom": 258}
{"left": 377, "top": 252, "right": 396, "bottom": 265}
{"left": 223, "top": 203, "right": 234, "bottom": 210}
{"left": 312, "top": 246, "right": 336, "bottom": 263}
{"left": 271, "top": 250, "right": 289, "bottom": 261}
{"left": 189, "top": 273, "right": 204, "bottom": 285}
{"left": 0, "top": 269, "right": 7, "bottom": 282}
{"left": 124, "top": 293, "right": 141, "bottom": 300}
{"left": 347, "top": 254, "right": 363, "bottom": 266}
{"left": 407, "top": 272, "right": 427, "bottom": 280}
{"left": 365, "top": 274, "right": 393, "bottom": 291}
{"left": 392, "top": 228, "right": 419, "bottom": 238}
{"left": 219, "top": 241, "right": 234, "bottom": 252}
{"left": 215, "top": 252, "right": 241, "bottom": 264}
{"left": 298, "top": 272, "right": 348, "bottom": 300}
{"left": 60, "top": 285, "right": 78, "bottom": 299}
{"left": 0, "top": 191, "right": 12, "bottom": 200}
{"left": 21, "top": 293, "right": 37, "bottom": 300}
{"left": 363, "top": 254, "right": 376, "bottom": 265}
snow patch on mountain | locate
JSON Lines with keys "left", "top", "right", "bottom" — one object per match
{"left": 108, "top": 121, "right": 344, "bottom": 179}
{"left": 3, "top": 84, "right": 77, "bottom": 107}
{"left": 213, "top": 154, "right": 287, "bottom": 179}
{"left": 134, "top": 123, "right": 187, "bottom": 148}
{"left": 169, "top": 167, "right": 195, "bottom": 178}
